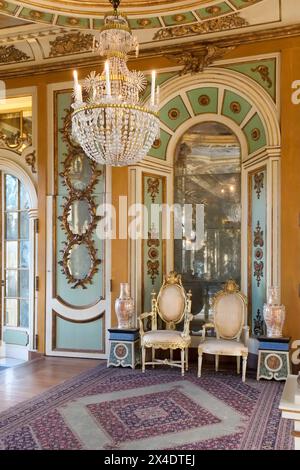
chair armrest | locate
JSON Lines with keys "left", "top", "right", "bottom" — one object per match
{"left": 199, "top": 322, "right": 215, "bottom": 342}
{"left": 241, "top": 325, "right": 250, "bottom": 347}
{"left": 139, "top": 311, "right": 155, "bottom": 337}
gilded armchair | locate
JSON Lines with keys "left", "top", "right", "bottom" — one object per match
{"left": 139, "top": 272, "right": 193, "bottom": 376}
{"left": 198, "top": 280, "right": 249, "bottom": 382}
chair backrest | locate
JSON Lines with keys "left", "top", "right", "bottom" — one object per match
{"left": 156, "top": 271, "right": 187, "bottom": 326}
{"left": 213, "top": 280, "right": 247, "bottom": 340}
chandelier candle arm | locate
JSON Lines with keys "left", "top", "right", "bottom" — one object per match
{"left": 71, "top": 0, "right": 160, "bottom": 166}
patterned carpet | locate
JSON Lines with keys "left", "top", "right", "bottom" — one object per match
{"left": 0, "top": 364, "right": 293, "bottom": 450}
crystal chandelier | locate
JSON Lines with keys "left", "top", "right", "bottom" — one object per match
{"left": 71, "top": 0, "right": 160, "bottom": 167}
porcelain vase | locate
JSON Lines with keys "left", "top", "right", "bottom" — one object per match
{"left": 263, "top": 286, "right": 285, "bottom": 338}
{"left": 115, "top": 283, "right": 134, "bottom": 329}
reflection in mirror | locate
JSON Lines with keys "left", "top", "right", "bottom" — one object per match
{"left": 66, "top": 199, "right": 92, "bottom": 236}
{"left": 67, "top": 243, "right": 92, "bottom": 280}
{"left": 174, "top": 122, "right": 241, "bottom": 332}
{"left": 67, "top": 154, "right": 93, "bottom": 191}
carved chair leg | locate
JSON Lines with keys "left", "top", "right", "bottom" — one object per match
{"left": 198, "top": 351, "right": 203, "bottom": 378}
{"left": 170, "top": 348, "right": 173, "bottom": 367}
{"left": 237, "top": 356, "right": 241, "bottom": 375}
{"left": 142, "top": 346, "right": 146, "bottom": 373}
{"left": 181, "top": 349, "right": 185, "bottom": 377}
{"left": 185, "top": 347, "right": 189, "bottom": 371}
{"left": 242, "top": 355, "right": 247, "bottom": 382}
{"left": 152, "top": 348, "right": 155, "bottom": 368}
{"left": 215, "top": 354, "right": 219, "bottom": 372}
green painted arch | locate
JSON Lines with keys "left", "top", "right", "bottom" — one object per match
{"left": 147, "top": 69, "right": 280, "bottom": 162}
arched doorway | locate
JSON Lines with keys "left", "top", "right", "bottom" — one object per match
{"left": 174, "top": 121, "right": 242, "bottom": 329}
{"left": 0, "top": 155, "right": 37, "bottom": 359}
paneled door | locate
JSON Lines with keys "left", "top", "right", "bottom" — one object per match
{"left": 0, "top": 172, "right": 36, "bottom": 355}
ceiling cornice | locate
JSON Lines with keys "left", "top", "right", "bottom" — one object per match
{"left": 0, "top": 22, "right": 299, "bottom": 80}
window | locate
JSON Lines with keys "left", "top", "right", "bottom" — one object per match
{"left": 3, "top": 174, "right": 30, "bottom": 328}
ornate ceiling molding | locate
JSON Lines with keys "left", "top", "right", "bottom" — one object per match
{"left": 153, "top": 13, "right": 248, "bottom": 40}
{"left": 49, "top": 31, "right": 94, "bottom": 57}
{"left": 167, "top": 46, "right": 236, "bottom": 75}
{"left": 0, "top": 44, "right": 30, "bottom": 63}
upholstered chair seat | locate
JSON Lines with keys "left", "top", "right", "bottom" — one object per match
{"left": 139, "top": 271, "right": 193, "bottom": 376}
{"left": 142, "top": 330, "right": 189, "bottom": 348}
{"left": 198, "top": 280, "right": 249, "bottom": 382}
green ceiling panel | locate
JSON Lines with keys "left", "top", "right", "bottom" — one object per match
{"left": 243, "top": 112, "right": 267, "bottom": 154}
{"left": 148, "top": 129, "right": 171, "bottom": 160}
{"left": 196, "top": 2, "right": 233, "bottom": 20}
{"left": 56, "top": 16, "right": 90, "bottom": 29}
{"left": 222, "top": 58, "right": 276, "bottom": 101}
{"left": 128, "top": 17, "right": 161, "bottom": 29}
{"left": 222, "top": 90, "right": 252, "bottom": 125}
{"left": 93, "top": 18, "right": 105, "bottom": 29}
{"left": 229, "top": 0, "right": 263, "bottom": 9}
{"left": 0, "top": 1, "right": 19, "bottom": 15}
{"left": 19, "top": 8, "right": 54, "bottom": 24}
{"left": 159, "top": 95, "right": 191, "bottom": 131}
{"left": 187, "top": 87, "right": 218, "bottom": 115}
{"left": 162, "top": 11, "right": 197, "bottom": 26}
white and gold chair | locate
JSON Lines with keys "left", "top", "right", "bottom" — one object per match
{"left": 139, "top": 272, "right": 193, "bottom": 376}
{"left": 198, "top": 280, "right": 249, "bottom": 382}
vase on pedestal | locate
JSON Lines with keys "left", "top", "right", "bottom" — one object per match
{"left": 263, "top": 286, "right": 285, "bottom": 338}
{"left": 115, "top": 283, "right": 135, "bottom": 329}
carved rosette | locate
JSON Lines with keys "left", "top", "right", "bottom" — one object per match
{"left": 58, "top": 104, "right": 102, "bottom": 289}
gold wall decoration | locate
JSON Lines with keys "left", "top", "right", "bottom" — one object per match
{"left": 154, "top": 13, "right": 248, "bottom": 40}
{"left": 167, "top": 45, "right": 235, "bottom": 75}
{"left": 0, "top": 45, "right": 30, "bottom": 64}
{"left": 49, "top": 31, "right": 94, "bottom": 57}
{"left": 58, "top": 104, "right": 102, "bottom": 289}
{"left": 254, "top": 172, "right": 264, "bottom": 199}
{"left": 251, "top": 65, "right": 272, "bottom": 88}
{"left": 25, "top": 149, "right": 37, "bottom": 174}
{"left": 147, "top": 177, "right": 160, "bottom": 203}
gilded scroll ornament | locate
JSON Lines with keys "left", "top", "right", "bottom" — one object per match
{"left": 251, "top": 65, "right": 272, "bottom": 88}
{"left": 49, "top": 32, "right": 94, "bottom": 57}
{"left": 147, "top": 177, "right": 160, "bottom": 203}
{"left": 254, "top": 172, "right": 264, "bottom": 199}
{"left": 154, "top": 14, "right": 248, "bottom": 40}
{"left": 0, "top": 45, "right": 30, "bottom": 64}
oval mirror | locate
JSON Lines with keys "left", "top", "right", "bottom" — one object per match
{"left": 67, "top": 243, "right": 92, "bottom": 280}
{"left": 66, "top": 199, "right": 92, "bottom": 236}
{"left": 67, "top": 154, "right": 93, "bottom": 191}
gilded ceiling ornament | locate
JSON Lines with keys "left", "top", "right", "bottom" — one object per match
{"left": 206, "top": 6, "right": 222, "bottom": 15}
{"left": 0, "top": 45, "right": 30, "bottom": 64}
{"left": 49, "top": 31, "right": 94, "bottom": 57}
{"left": 154, "top": 13, "right": 248, "bottom": 40}
{"left": 251, "top": 64, "right": 272, "bottom": 88}
{"left": 198, "top": 95, "right": 210, "bottom": 106}
{"left": 167, "top": 45, "right": 235, "bottom": 75}
{"left": 137, "top": 18, "right": 151, "bottom": 27}
{"left": 168, "top": 108, "right": 180, "bottom": 120}
{"left": 152, "top": 138, "right": 161, "bottom": 149}
{"left": 251, "top": 128, "right": 261, "bottom": 141}
{"left": 230, "top": 101, "right": 241, "bottom": 114}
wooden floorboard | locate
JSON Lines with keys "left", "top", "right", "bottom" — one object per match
{"left": 0, "top": 356, "right": 103, "bottom": 413}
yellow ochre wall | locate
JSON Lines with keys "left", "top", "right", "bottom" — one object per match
{"left": 3, "top": 36, "right": 300, "bottom": 352}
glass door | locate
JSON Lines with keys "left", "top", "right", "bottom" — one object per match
{"left": 1, "top": 173, "right": 31, "bottom": 341}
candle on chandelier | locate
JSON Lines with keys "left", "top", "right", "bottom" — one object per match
{"left": 151, "top": 71, "right": 156, "bottom": 106}
{"left": 73, "top": 70, "right": 82, "bottom": 102}
{"left": 105, "top": 61, "right": 111, "bottom": 97}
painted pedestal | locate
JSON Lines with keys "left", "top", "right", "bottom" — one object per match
{"left": 279, "top": 375, "right": 300, "bottom": 450}
{"left": 257, "top": 337, "right": 291, "bottom": 381}
{"left": 107, "top": 328, "right": 140, "bottom": 369}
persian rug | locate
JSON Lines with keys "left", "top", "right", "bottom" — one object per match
{"left": 0, "top": 364, "right": 293, "bottom": 450}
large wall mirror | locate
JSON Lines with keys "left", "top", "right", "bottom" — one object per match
{"left": 174, "top": 122, "right": 241, "bottom": 331}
